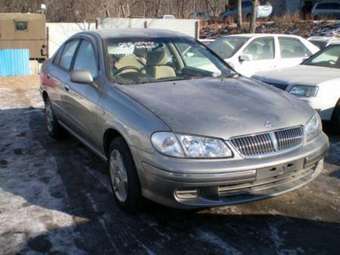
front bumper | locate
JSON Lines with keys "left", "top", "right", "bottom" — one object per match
{"left": 133, "top": 133, "right": 329, "bottom": 209}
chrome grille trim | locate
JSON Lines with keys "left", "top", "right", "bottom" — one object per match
{"left": 276, "top": 127, "right": 303, "bottom": 151}
{"left": 230, "top": 126, "right": 303, "bottom": 158}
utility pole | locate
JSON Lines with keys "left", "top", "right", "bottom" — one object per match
{"left": 250, "top": 0, "right": 257, "bottom": 33}
{"left": 237, "top": 0, "right": 243, "bottom": 31}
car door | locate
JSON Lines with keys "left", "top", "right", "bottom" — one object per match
{"left": 277, "top": 37, "right": 313, "bottom": 69}
{"left": 64, "top": 38, "right": 101, "bottom": 146}
{"left": 236, "top": 36, "right": 276, "bottom": 77}
{"left": 46, "top": 39, "right": 80, "bottom": 126}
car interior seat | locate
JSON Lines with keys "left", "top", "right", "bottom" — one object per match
{"left": 114, "top": 54, "right": 144, "bottom": 74}
{"left": 134, "top": 47, "right": 147, "bottom": 65}
{"left": 146, "top": 48, "right": 176, "bottom": 80}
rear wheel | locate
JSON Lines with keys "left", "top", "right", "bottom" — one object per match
{"left": 45, "top": 99, "right": 64, "bottom": 139}
{"left": 108, "top": 137, "right": 142, "bottom": 212}
{"left": 332, "top": 101, "right": 340, "bottom": 133}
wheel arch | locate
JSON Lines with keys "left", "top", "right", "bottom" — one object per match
{"left": 103, "top": 128, "right": 128, "bottom": 158}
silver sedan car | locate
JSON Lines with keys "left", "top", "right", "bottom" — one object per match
{"left": 40, "top": 29, "right": 329, "bottom": 210}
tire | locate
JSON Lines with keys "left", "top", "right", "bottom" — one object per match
{"left": 45, "top": 99, "right": 64, "bottom": 139}
{"left": 108, "top": 137, "right": 142, "bottom": 212}
{"left": 332, "top": 101, "right": 340, "bottom": 133}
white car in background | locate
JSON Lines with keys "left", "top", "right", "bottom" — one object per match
{"left": 208, "top": 34, "right": 319, "bottom": 77}
{"left": 253, "top": 43, "right": 340, "bottom": 128}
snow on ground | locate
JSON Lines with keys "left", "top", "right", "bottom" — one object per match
{"left": 0, "top": 76, "right": 339, "bottom": 255}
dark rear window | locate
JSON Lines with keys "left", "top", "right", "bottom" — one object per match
{"left": 316, "top": 3, "right": 340, "bottom": 9}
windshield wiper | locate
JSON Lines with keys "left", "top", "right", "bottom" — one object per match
{"left": 156, "top": 77, "right": 188, "bottom": 82}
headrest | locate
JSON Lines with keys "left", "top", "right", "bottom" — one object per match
{"left": 147, "top": 48, "right": 169, "bottom": 66}
{"left": 134, "top": 47, "right": 147, "bottom": 59}
{"left": 115, "top": 54, "right": 143, "bottom": 70}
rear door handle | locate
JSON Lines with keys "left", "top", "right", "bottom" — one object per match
{"left": 64, "top": 85, "right": 70, "bottom": 92}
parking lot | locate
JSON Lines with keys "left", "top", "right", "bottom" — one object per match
{"left": 0, "top": 75, "right": 339, "bottom": 255}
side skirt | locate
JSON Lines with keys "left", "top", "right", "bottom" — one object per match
{"left": 58, "top": 120, "right": 107, "bottom": 162}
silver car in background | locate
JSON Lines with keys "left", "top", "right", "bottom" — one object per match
{"left": 40, "top": 29, "right": 329, "bottom": 211}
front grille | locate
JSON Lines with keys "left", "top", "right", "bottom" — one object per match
{"left": 230, "top": 127, "right": 303, "bottom": 158}
{"left": 276, "top": 127, "right": 303, "bottom": 151}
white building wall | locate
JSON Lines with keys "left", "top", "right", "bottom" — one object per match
{"left": 46, "top": 22, "right": 95, "bottom": 57}
{"left": 98, "top": 18, "right": 198, "bottom": 38}
{"left": 47, "top": 19, "right": 198, "bottom": 57}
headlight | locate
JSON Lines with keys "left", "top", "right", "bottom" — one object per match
{"left": 289, "top": 85, "right": 318, "bottom": 97}
{"left": 304, "top": 113, "right": 322, "bottom": 143}
{"left": 151, "top": 132, "right": 184, "bottom": 157}
{"left": 151, "top": 132, "right": 233, "bottom": 158}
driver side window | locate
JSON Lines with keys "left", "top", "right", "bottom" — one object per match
{"left": 73, "top": 40, "right": 98, "bottom": 78}
{"left": 243, "top": 37, "right": 275, "bottom": 60}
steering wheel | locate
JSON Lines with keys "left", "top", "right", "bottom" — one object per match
{"left": 114, "top": 66, "right": 141, "bottom": 76}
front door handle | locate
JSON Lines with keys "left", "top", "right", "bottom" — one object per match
{"left": 64, "top": 85, "right": 70, "bottom": 92}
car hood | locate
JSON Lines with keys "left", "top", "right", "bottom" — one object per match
{"left": 254, "top": 65, "right": 340, "bottom": 86}
{"left": 118, "top": 77, "right": 313, "bottom": 139}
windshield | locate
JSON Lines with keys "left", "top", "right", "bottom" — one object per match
{"left": 303, "top": 45, "right": 340, "bottom": 69}
{"left": 105, "top": 37, "right": 233, "bottom": 85}
{"left": 208, "top": 36, "right": 249, "bottom": 59}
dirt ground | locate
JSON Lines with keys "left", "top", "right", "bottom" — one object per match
{"left": 0, "top": 76, "right": 339, "bottom": 255}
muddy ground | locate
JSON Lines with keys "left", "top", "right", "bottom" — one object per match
{"left": 0, "top": 76, "right": 339, "bottom": 255}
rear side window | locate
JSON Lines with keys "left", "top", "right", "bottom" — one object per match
{"left": 331, "top": 3, "right": 340, "bottom": 9}
{"left": 53, "top": 46, "right": 64, "bottom": 65}
{"left": 73, "top": 40, "right": 98, "bottom": 77}
{"left": 279, "top": 37, "right": 311, "bottom": 58}
{"left": 59, "top": 40, "right": 79, "bottom": 70}
{"left": 243, "top": 37, "right": 275, "bottom": 60}
{"left": 315, "top": 3, "right": 340, "bottom": 10}
{"left": 316, "top": 3, "right": 325, "bottom": 9}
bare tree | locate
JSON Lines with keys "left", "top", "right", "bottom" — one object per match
{"left": 249, "top": 0, "right": 257, "bottom": 33}
{"left": 0, "top": 0, "right": 230, "bottom": 21}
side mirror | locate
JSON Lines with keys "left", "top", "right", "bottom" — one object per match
{"left": 239, "top": 54, "right": 252, "bottom": 63}
{"left": 71, "top": 70, "right": 94, "bottom": 84}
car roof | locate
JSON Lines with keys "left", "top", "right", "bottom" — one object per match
{"left": 75, "top": 28, "right": 191, "bottom": 40}
{"left": 308, "top": 36, "right": 333, "bottom": 41}
{"left": 222, "top": 33, "right": 303, "bottom": 39}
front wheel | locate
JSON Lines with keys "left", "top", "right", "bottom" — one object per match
{"left": 108, "top": 137, "right": 142, "bottom": 212}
